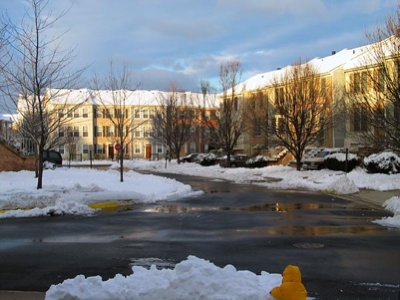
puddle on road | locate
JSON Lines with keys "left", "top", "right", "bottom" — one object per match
{"left": 129, "top": 258, "right": 176, "bottom": 269}
{"left": 234, "top": 224, "right": 388, "bottom": 236}
{"left": 97, "top": 203, "right": 144, "bottom": 213}
{"left": 145, "top": 202, "right": 376, "bottom": 214}
{"left": 44, "top": 234, "right": 124, "bottom": 243}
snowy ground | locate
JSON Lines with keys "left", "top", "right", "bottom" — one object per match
{"left": 1, "top": 159, "right": 399, "bottom": 299}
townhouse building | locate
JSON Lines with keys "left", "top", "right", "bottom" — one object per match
{"left": 232, "top": 41, "right": 391, "bottom": 158}
{"left": 33, "top": 89, "right": 216, "bottom": 161}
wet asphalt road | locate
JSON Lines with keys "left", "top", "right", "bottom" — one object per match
{"left": 0, "top": 172, "right": 399, "bottom": 299}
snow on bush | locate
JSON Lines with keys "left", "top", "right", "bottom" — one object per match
{"left": 325, "top": 152, "right": 358, "bottom": 162}
{"left": 196, "top": 153, "right": 218, "bottom": 166}
{"left": 324, "top": 153, "right": 359, "bottom": 172}
{"left": 363, "top": 152, "right": 400, "bottom": 174}
{"left": 245, "top": 156, "right": 269, "bottom": 169}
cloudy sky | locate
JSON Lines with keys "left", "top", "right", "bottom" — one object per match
{"left": 0, "top": 0, "right": 398, "bottom": 93}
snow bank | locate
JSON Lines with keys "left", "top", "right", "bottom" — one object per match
{"left": 45, "top": 256, "right": 282, "bottom": 300}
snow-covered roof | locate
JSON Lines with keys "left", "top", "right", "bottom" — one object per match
{"left": 233, "top": 40, "right": 392, "bottom": 93}
{"left": 46, "top": 88, "right": 218, "bottom": 108}
{"left": 343, "top": 36, "right": 399, "bottom": 70}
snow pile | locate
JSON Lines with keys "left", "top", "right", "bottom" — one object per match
{"left": 0, "top": 167, "right": 200, "bottom": 218}
{"left": 373, "top": 196, "right": 400, "bottom": 227}
{"left": 45, "top": 256, "right": 284, "bottom": 300}
{"left": 128, "top": 159, "right": 400, "bottom": 192}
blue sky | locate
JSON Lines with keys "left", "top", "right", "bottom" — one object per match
{"left": 0, "top": 0, "right": 398, "bottom": 93}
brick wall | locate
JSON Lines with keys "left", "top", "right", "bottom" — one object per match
{"left": 0, "top": 141, "right": 35, "bottom": 171}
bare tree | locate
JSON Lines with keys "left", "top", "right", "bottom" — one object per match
{"left": 0, "top": 0, "right": 85, "bottom": 188}
{"left": 259, "top": 59, "right": 335, "bottom": 170}
{"left": 91, "top": 61, "right": 141, "bottom": 182}
{"left": 203, "top": 59, "right": 245, "bottom": 166}
{"left": 346, "top": 4, "right": 400, "bottom": 152}
{"left": 152, "top": 82, "right": 197, "bottom": 163}
{"left": 64, "top": 126, "right": 77, "bottom": 168}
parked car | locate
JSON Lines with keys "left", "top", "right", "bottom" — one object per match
{"left": 43, "top": 150, "right": 63, "bottom": 168}
{"left": 302, "top": 148, "right": 342, "bottom": 170}
{"left": 181, "top": 153, "right": 200, "bottom": 163}
{"left": 219, "top": 154, "right": 249, "bottom": 168}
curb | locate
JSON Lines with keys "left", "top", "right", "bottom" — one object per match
{"left": 0, "top": 290, "right": 45, "bottom": 300}
{"left": 0, "top": 200, "right": 135, "bottom": 214}
{"left": 88, "top": 200, "right": 135, "bottom": 212}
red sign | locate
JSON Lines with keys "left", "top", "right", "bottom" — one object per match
{"left": 115, "top": 144, "right": 121, "bottom": 151}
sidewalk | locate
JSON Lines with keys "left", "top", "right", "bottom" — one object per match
{"left": 347, "top": 189, "right": 400, "bottom": 208}
{"left": 1, "top": 189, "right": 398, "bottom": 300}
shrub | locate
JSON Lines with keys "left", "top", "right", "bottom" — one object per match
{"left": 196, "top": 153, "right": 217, "bottom": 166}
{"left": 363, "top": 151, "right": 400, "bottom": 174}
{"left": 324, "top": 153, "right": 359, "bottom": 172}
{"left": 245, "top": 156, "right": 268, "bottom": 168}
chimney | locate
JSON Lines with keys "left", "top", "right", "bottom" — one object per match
{"left": 332, "top": 51, "right": 336, "bottom": 55}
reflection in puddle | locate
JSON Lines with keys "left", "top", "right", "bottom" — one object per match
{"left": 44, "top": 234, "right": 124, "bottom": 243}
{"left": 97, "top": 203, "right": 144, "bottom": 213}
{"left": 130, "top": 258, "right": 175, "bottom": 269}
{"left": 145, "top": 202, "right": 374, "bottom": 213}
{"left": 234, "top": 224, "right": 388, "bottom": 236}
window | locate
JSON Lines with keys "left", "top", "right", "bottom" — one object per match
{"left": 115, "top": 109, "right": 127, "bottom": 118}
{"left": 352, "top": 105, "right": 368, "bottom": 132}
{"left": 361, "top": 71, "right": 368, "bottom": 94}
{"left": 95, "top": 107, "right": 102, "bottom": 118}
{"left": 73, "top": 126, "right": 79, "bottom": 137}
{"left": 134, "top": 127, "right": 141, "bottom": 138}
{"left": 257, "top": 92, "right": 264, "bottom": 108}
{"left": 59, "top": 145, "right": 64, "bottom": 154}
{"left": 94, "top": 126, "right": 102, "bottom": 137}
{"left": 273, "top": 116, "right": 285, "bottom": 134}
{"left": 95, "top": 144, "right": 104, "bottom": 154}
{"left": 375, "top": 68, "right": 385, "bottom": 92}
{"left": 320, "top": 78, "right": 327, "bottom": 97}
{"left": 190, "top": 126, "right": 196, "bottom": 133}
{"left": 143, "top": 126, "right": 152, "bottom": 138}
{"left": 74, "top": 110, "right": 79, "bottom": 118}
{"left": 59, "top": 127, "right": 65, "bottom": 138}
{"left": 156, "top": 144, "right": 163, "bottom": 154}
{"left": 82, "top": 126, "right": 88, "bottom": 137}
{"left": 58, "top": 109, "right": 64, "bottom": 118}
{"left": 67, "top": 110, "right": 73, "bottom": 118}
{"left": 190, "top": 142, "right": 196, "bottom": 153}
{"left": 83, "top": 144, "right": 89, "bottom": 154}
{"left": 149, "top": 109, "right": 155, "bottom": 118}
{"left": 351, "top": 71, "right": 368, "bottom": 94}
{"left": 134, "top": 143, "right": 141, "bottom": 154}
{"left": 143, "top": 110, "right": 149, "bottom": 119}
{"left": 354, "top": 73, "right": 361, "bottom": 94}
{"left": 275, "top": 88, "right": 284, "bottom": 106}
{"left": 278, "top": 118, "right": 285, "bottom": 134}
{"left": 105, "top": 109, "right": 113, "bottom": 118}
{"left": 82, "top": 108, "right": 88, "bottom": 118}
{"left": 253, "top": 118, "right": 262, "bottom": 136}
{"left": 104, "top": 126, "right": 114, "bottom": 137}
{"left": 134, "top": 109, "right": 140, "bottom": 118}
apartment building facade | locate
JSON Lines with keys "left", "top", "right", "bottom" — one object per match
{"left": 233, "top": 41, "right": 393, "bottom": 157}
{"left": 35, "top": 89, "right": 216, "bottom": 161}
